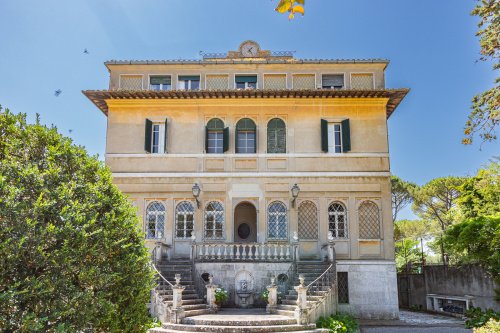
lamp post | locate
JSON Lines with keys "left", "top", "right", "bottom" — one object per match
{"left": 291, "top": 183, "right": 300, "bottom": 208}
{"left": 192, "top": 183, "right": 201, "bottom": 209}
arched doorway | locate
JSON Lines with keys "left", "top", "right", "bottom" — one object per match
{"left": 234, "top": 202, "right": 257, "bottom": 243}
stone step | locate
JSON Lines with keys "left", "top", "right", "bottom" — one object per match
{"left": 160, "top": 323, "right": 322, "bottom": 332}
{"left": 151, "top": 330, "right": 329, "bottom": 333}
{"left": 182, "top": 317, "right": 298, "bottom": 326}
{"left": 158, "top": 290, "right": 198, "bottom": 296}
{"left": 275, "top": 309, "right": 295, "bottom": 316}
{"left": 183, "top": 304, "right": 208, "bottom": 311}
{"left": 284, "top": 295, "right": 323, "bottom": 301}
{"left": 183, "top": 308, "right": 211, "bottom": 317}
{"left": 164, "top": 299, "right": 205, "bottom": 305}
{"left": 277, "top": 304, "right": 296, "bottom": 311}
{"left": 281, "top": 300, "right": 316, "bottom": 306}
{"left": 162, "top": 294, "right": 202, "bottom": 301}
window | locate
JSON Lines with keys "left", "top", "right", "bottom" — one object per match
{"left": 298, "top": 201, "right": 318, "bottom": 240}
{"left": 206, "top": 118, "right": 228, "bottom": 153}
{"left": 267, "top": 118, "right": 286, "bottom": 153}
{"left": 337, "top": 272, "right": 349, "bottom": 303}
{"left": 235, "top": 75, "right": 257, "bottom": 89}
{"left": 321, "top": 119, "right": 351, "bottom": 153}
{"left": 267, "top": 201, "right": 287, "bottom": 240}
{"left": 178, "top": 75, "right": 200, "bottom": 90}
{"left": 120, "top": 75, "right": 143, "bottom": 90}
{"left": 236, "top": 118, "right": 256, "bottom": 153}
{"left": 145, "top": 201, "right": 165, "bottom": 239}
{"left": 206, "top": 75, "right": 229, "bottom": 90}
{"left": 204, "top": 201, "right": 224, "bottom": 239}
{"left": 264, "top": 74, "right": 286, "bottom": 89}
{"left": 175, "top": 201, "right": 194, "bottom": 239}
{"left": 328, "top": 202, "right": 347, "bottom": 238}
{"left": 145, "top": 118, "right": 168, "bottom": 153}
{"left": 322, "top": 74, "right": 344, "bottom": 90}
{"left": 351, "top": 73, "right": 374, "bottom": 90}
{"left": 358, "top": 201, "right": 380, "bottom": 239}
{"left": 149, "top": 76, "right": 171, "bottom": 90}
{"left": 292, "top": 74, "right": 315, "bottom": 89}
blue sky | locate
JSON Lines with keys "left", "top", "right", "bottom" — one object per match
{"left": 0, "top": 0, "right": 498, "bottom": 219}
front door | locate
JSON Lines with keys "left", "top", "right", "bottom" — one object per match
{"left": 234, "top": 202, "right": 257, "bottom": 243}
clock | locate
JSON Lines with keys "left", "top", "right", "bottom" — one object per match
{"left": 240, "top": 41, "right": 260, "bottom": 57}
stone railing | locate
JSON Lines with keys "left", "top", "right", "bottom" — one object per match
{"left": 192, "top": 242, "right": 298, "bottom": 262}
{"left": 150, "top": 264, "right": 186, "bottom": 324}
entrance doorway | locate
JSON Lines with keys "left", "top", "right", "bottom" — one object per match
{"left": 234, "top": 202, "right": 257, "bottom": 243}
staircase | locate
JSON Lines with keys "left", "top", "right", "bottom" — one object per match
{"left": 153, "top": 260, "right": 210, "bottom": 319}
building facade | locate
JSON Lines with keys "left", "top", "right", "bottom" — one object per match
{"left": 84, "top": 41, "right": 408, "bottom": 319}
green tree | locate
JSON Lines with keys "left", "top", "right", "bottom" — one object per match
{"left": 391, "top": 176, "right": 418, "bottom": 221}
{"left": 394, "top": 219, "right": 438, "bottom": 242}
{"left": 463, "top": 0, "right": 499, "bottom": 144}
{"left": 0, "top": 108, "right": 154, "bottom": 332}
{"left": 395, "top": 239, "right": 423, "bottom": 273}
{"left": 412, "top": 176, "right": 466, "bottom": 263}
{"left": 458, "top": 160, "right": 500, "bottom": 219}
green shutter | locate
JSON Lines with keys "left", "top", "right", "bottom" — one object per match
{"left": 223, "top": 127, "right": 229, "bottom": 152}
{"left": 163, "top": 118, "right": 168, "bottom": 153}
{"left": 205, "top": 126, "right": 209, "bottom": 153}
{"left": 235, "top": 75, "right": 257, "bottom": 83}
{"left": 321, "top": 119, "right": 328, "bottom": 152}
{"left": 254, "top": 127, "right": 257, "bottom": 153}
{"left": 341, "top": 119, "right": 351, "bottom": 152}
{"left": 145, "top": 119, "right": 152, "bottom": 153}
{"left": 178, "top": 75, "right": 200, "bottom": 81}
{"left": 267, "top": 118, "right": 286, "bottom": 153}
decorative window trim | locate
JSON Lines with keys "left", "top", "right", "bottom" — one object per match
{"left": 267, "top": 200, "right": 288, "bottom": 241}
{"left": 204, "top": 200, "right": 225, "bottom": 240}
{"left": 327, "top": 201, "right": 348, "bottom": 239}
{"left": 175, "top": 201, "right": 195, "bottom": 239}
{"left": 144, "top": 200, "right": 166, "bottom": 239}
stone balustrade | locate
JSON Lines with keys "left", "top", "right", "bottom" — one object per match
{"left": 193, "top": 242, "right": 297, "bottom": 262}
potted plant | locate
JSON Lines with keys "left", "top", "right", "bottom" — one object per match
{"left": 214, "top": 287, "right": 229, "bottom": 308}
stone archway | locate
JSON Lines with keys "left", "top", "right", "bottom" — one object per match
{"left": 234, "top": 202, "right": 257, "bottom": 243}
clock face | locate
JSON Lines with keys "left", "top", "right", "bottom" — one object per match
{"left": 241, "top": 42, "right": 259, "bottom": 57}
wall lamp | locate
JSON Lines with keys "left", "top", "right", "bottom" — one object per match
{"left": 192, "top": 183, "right": 201, "bottom": 209}
{"left": 291, "top": 183, "right": 300, "bottom": 208}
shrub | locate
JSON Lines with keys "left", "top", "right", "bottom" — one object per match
{"left": 317, "top": 313, "right": 358, "bottom": 333}
{"left": 474, "top": 319, "right": 500, "bottom": 333}
{"left": 214, "top": 287, "right": 229, "bottom": 304}
{"left": 465, "top": 307, "right": 500, "bottom": 329}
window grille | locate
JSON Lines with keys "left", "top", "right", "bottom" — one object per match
{"left": 236, "top": 118, "right": 256, "bottom": 153}
{"left": 292, "top": 74, "right": 315, "bottom": 89}
{"left": 204, "top": 201, "right": 224, "bottom": 239}
{"left": 267, "top": 201, "right": 287, "bottom": 240}
{"left": 175, "top": 201, "right": 194, "bottom": 239}
{"left": 337, "top": 272, "right": 349, "bottom": 303}
{"left": 328, "top": 202, "right": 347, "bottom": 238}
{"left": 298, "top": 200, "right": 318, "bottom": 240}
{"left": 206, "top": 75, "right": 229, "bottom": 90}
{"left": 120, "top": 75, "right": 143, "bottom": 90}
{"left": 207, "top": 118, "right": 224, "bottom": 154}
{"left": 358, "top": 201, "right": 380, "bottom": 239}
{"left": 145, "top": 201, "right": 165, "bottom": 239}
{"left": 264, "top": 74, "right": 286, "bottom": 89}
{"left": 267, "top": 118, "right": 286, "bottom": 153}
{"left": 351, "top": 73, "right": 374, "bottom": 90}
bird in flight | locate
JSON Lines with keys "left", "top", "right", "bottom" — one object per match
{"left": 54, "top": 89, "right": 62, "bottom": 97}
{"left": 84, "top": 48, "right": 89, "bottom": 54}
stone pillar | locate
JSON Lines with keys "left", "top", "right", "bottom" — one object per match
{"left": 206, "top": 275, "right": 218, "bottom": 312}
{"left": 171, "top": 274, "right": 185, "bottom": 323}
{"left": 327, "top": 231, "right": 336, "bottom": 263}
{"left": 266, "top": 277, "right": 278, "bottom": 314}
{"left": 294, "top": 274, "right": 309, "bottom": 324}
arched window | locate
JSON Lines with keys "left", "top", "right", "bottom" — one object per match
{"left": 204, "top": 201, "right": 224, "bottom": 239}
{"left": 236, "top": 118, "right": 256, "bottom": 153}
{"left": 175, "top": 201, "right": 194, "bottom": 239}
{"left": 267, "top": 118, "right": 286, "bottom": 153}
{"left": 146, "top": 201, "right": 165, "bottom": 239}
{"left": 206, "top": 118, "right": 227, "bottom": 153}
{"left": 328, "top": 202, "right": 347, "bottom": 238}
{"left": 267, "top": 201, "right": 287, "bottom": 240}
{"left": 298, "top": 200, "right": 318, "bottom": 240}
{"left": 359, "top": 201, "right": 380, "bottom": 239}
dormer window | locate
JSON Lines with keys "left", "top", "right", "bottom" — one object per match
{"left": 150, "top": 76, "right": 171, "bottom": 90}
{"left": 322, "top": 74, "right": 344, "bottom": 90}
{"left": 178, "top": 75, "right": 200, "bottom": 90}
{"left": 235, "top": 75, "right": 257, "bottom": 89}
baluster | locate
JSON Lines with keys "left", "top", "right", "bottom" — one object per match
{"left": 268, "top": 245, "right": 273, "bottom": 260}
{"left": 279, "top": 245, "right": 284, "bottom": 261}
{"left": 286, "top": 245, "right": 291, "bottom": 260}
{"left": 243, "top": 244, "right": 248, "bottom": 260}
{"left": 199, "top": 244, "right": 204, "bottom": 259}
{"left": 236, "top": 244, "right": 241, "bottom": 260}
{"left": 222, "top": 244, "right": 228, "bottom": 259}
{"left": 217, "top": 245, "right": 222, "bottom": 259}
{"left": 258, "top": 244, "right": 263, "bottom": 260}
{"left": 273, "top": 244, "right": 278, "bottom": 261}
{"left": 254, "top": 244, "right": 259, "bottom": 261}
{"left": 210, "top": 244, "right": 215, "bottom": 260}
{"left": 230, "top": 244, "right": 234, "bottom": 260}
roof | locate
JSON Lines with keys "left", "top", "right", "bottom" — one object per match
{"left": 83, "top": 89, "right": 409, "bottom": 118}
{"left": 104, "top": 58, "right": 390, "bottom": 68}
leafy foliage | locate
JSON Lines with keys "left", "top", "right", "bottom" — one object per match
{"left": 275, "top": 0, "right": 305, "bottom": 20}
{"left": 473, "top": 319, "right": 500, "bottom": 332}
{"left": 391, "top": 176, "right": 418, "bottom": 221}
{"left": 457, "top": 160, "right": 500, "bottom": 219}
{"left": 0, "top": 108, "right": 155, "bottom": 332}
{"left": 395, "top": 238, "right": 423, "bottom": 273}
{"left": 316, "top": 313, "right": 358, "bottom": 333}
{"left": 394, "top": 219, "right": 438, "bottom": 241}
{"left": 463, "top": 0, "right": 499, "bottom": 144}
{"left": 214, "top": 287, "right": 229, "bottom": 304}
{"left": 465, "top": 307, "right": 500, "bottom": 329}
